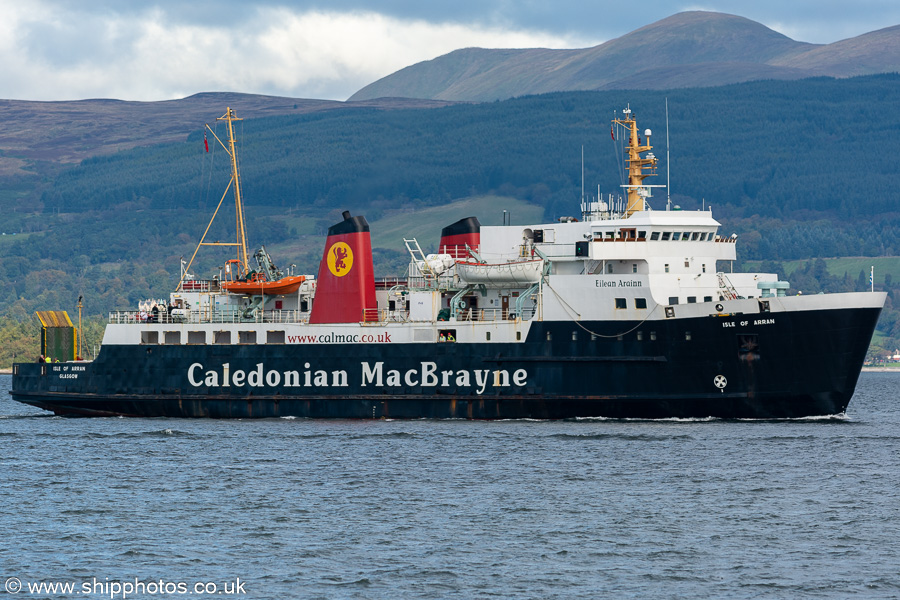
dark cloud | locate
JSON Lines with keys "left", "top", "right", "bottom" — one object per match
{"left": 32, "top": 0, "right": 900, "bottom": 42}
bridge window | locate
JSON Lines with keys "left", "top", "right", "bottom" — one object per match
{"left": 650, "top": 232, "right": 660, "bottom": 241}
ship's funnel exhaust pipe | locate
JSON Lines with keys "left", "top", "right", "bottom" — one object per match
{"left": 439, "top": 216, "right": 481, "bottom": 260}
{"left": 309, "top": 211, "right": 377, "bottom": 324}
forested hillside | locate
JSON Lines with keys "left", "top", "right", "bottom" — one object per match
{"left": 2, "top": 74, "right": 899, "bottom": 363}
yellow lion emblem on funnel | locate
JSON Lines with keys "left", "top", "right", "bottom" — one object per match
{"left": 327, "top": 242, "right": 353, "bottom": 277}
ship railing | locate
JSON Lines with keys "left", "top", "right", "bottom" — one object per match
{"left": 358, "top": 307, "right": 531, "bottom": 324}
{"left": 361, "top": 309, "right": 410, "bottom": 323}
{"left": 179, "top": 280, "right": 220, "bottom": 293}
{"left": 109, "top": 309, "right": 312, "bottom": 325}
{"left": 453, "top": 308, "right": 530, "bottom": 322}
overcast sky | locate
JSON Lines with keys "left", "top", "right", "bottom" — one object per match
{"left": 2, "top": 0, "right": 898, "bottom": 102}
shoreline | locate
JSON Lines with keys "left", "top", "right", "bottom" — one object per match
{"left": 862, "top": 366, "right": 900, "bottom": 372}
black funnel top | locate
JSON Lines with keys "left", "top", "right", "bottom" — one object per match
{"left": 441, "top": 216, "right": 481, "bottom": 237}
{"left": 328, "top": 211, "right": 370, "bottom": 236}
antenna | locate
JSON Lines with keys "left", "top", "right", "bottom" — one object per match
{"left": 581, "top": 145, "right": 585, "bottom": 216}
{"left": 666, "top": 97, "right": 671, "bottom": 211}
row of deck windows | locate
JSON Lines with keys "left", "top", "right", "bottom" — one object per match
{"left": 594, "top": 230, "right": 715, "bottom": 242}
{"left": 141, "top": 330, "right": 287, "bottom": 345}
{"left": 563, "top": 330, "right": 693, "bottom": 342}
{"left": 652, "top": 231, "right": 714, "bottom": 242}
{"left": 612, "top": 296, "right": 717, "bottom": 309}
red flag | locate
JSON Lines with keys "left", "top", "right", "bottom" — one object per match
{"left": 610, "top": 125, "right": 615, "bottom": 140}
{"left": 204, "top": 132, "right": 209, "bottom": 153}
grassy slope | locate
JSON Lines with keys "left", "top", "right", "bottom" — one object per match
{"left": 744, "top": 256, "right": 900, "bottom": 280}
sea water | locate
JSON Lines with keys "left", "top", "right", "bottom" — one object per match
{"left": 1, "top": 373, "right": 899, "bottom": 599}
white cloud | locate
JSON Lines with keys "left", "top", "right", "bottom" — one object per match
{"left": 0, "top": 2, "right": 596, "bottom": 101}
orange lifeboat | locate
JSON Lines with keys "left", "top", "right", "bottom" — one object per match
{"left": 219, "top": 259, "right": 305, "bottom": 295}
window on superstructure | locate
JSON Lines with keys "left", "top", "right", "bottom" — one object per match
{"left": 239, "top": 331, "right": 257, "bottom": 344}
{"left": 635, "top": 298, "right": 648, "bottom": 309}
{"left": 668, "top": 297, "right": 679, "bottom": 305}
{"left": 665, "top": 264, "right": 670, "bottom": 273}
{"left": 187, "top": 331, "right": 205, "bottom": 344}
{"left": 486, "top": 332, "right": 491, "bottom": 341}
{"left": 607, "top": 264, "right": 614, "bottom": 274}
{"left": 267, "top": 330, "right": 286, "bottom": 344}
{"left": 141, "top": 331, "right": 159, "bottom": 344}
{"left": 702, "top": 264, "right": 707, "bottom": 273}
{"left": 638, "top": 231, "right": 646, "bottom": 239}
{"left": 615, "top": 298, "right": 627, "bottom": 309}
{"left": 692, "top": 232, "right": 701, "bottom": 241}
{"left": 650, "top": 232, "right": 660, "bottom": 241}
{"left": 682, "top": 232, "right": 691, "bottom": 241}
{"left": 684, "top": 260, "right": 690, "bottom": 268}
{"left": 164, "top": 331, "right": 180, "bottom": 345}
{"left": 661, "top": 232, "right": 671, "bottom": 241}
{"left": 214, "top": 331, "right": 231, "bottom": 345}
{"left": 704, "top": 296, "right": 713, "bottom": 302}
{"left": 672, "top": 232, "right": 681, "bottom": 241}
{"left": 606, "top": 232, "right": 615, "bottom": 240}
{"left": 632, "top": 264, "right": 638, "bottom": 273}
{"left": 687, "top": 297, "right": 697, "bottom": 304}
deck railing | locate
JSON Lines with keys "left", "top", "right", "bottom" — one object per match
{"left": 111, "top": 303, "right": 536, "bottom": 326}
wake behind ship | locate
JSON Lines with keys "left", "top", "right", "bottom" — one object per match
{"left": 10, "top": 107, "right": 885, "bottom": 419}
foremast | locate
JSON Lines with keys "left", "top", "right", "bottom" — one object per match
{"left": 613, "top": 107, "right": 658, "bottom": 217}
{"left": 178, "top": 107, "right": 250, "bottom": 291}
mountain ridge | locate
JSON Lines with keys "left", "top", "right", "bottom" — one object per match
{"left": 348, "top": 11, "right": 899, "bottom": 101}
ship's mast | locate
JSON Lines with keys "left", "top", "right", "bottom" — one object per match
{"left": 220, "top": 108, "right": 249, "bottom": 272}
{"left": 612, "top": 107, "right": 658, "bottom": 217}
{"left": 177, "top": 107, "right": 250, "bottom": 292}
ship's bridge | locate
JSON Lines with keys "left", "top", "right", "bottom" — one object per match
{"left": 479, "top": 209, "right": 736, "bottom": 274}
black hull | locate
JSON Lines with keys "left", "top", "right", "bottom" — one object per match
{"left": 10, "top": 306, "right": 881, "bottom": 419}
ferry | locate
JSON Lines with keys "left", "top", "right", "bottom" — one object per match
{"left": 10, "top": 107, "right": 885, "bottom": 418}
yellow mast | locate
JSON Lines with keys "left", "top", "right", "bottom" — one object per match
{"left": 220, "top": 107, "right": 249, "bottom": 271}
{"left": 177, "top": 107, "right": 250, "bottom": 291}
{"left": 612, "top": 108, "right": 658, "bottom": 217}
